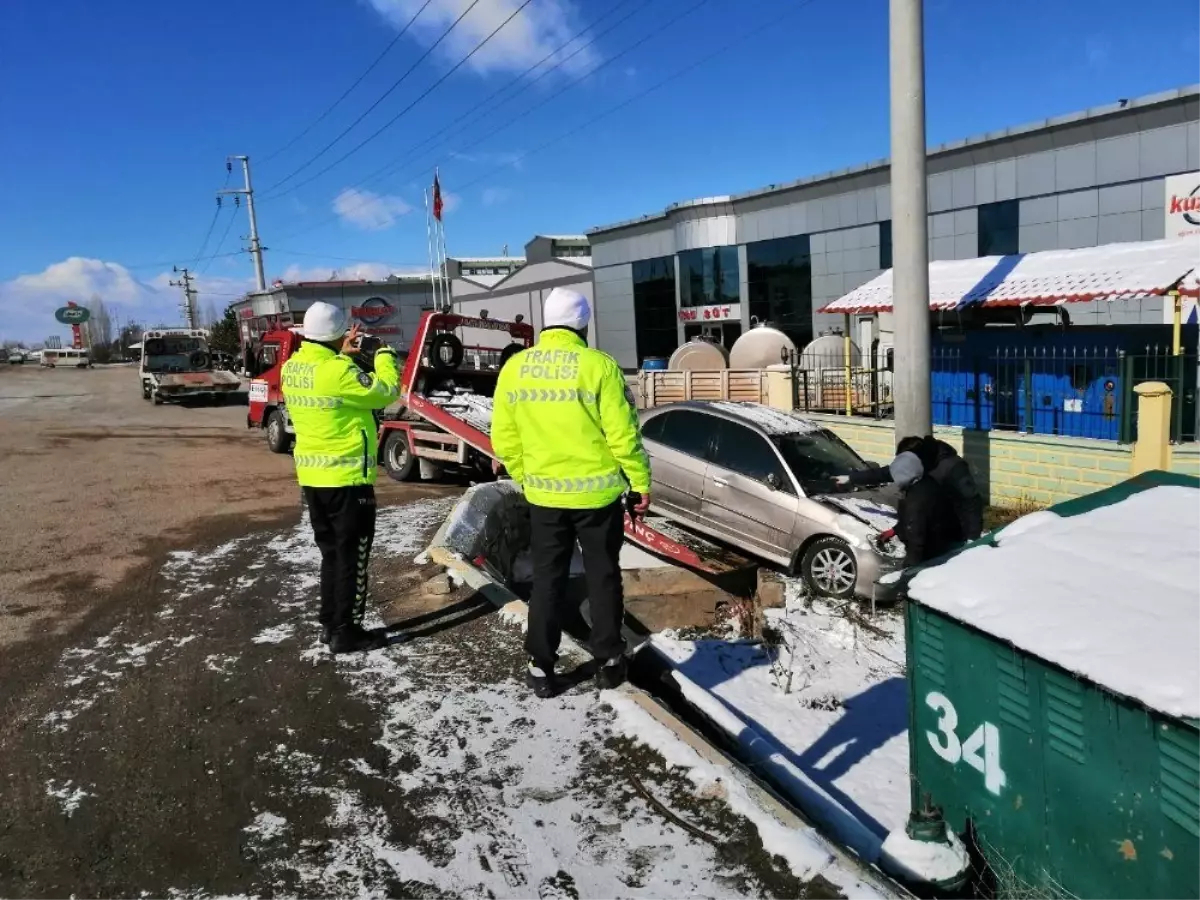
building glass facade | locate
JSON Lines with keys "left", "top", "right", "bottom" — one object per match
{"left": 978, "top": 200, "right": 1020, "bottom": 256}
{"left": 678, "top": 246, "right": 739, "bottom": 308}
{"left": 746, "top": 235, "right": 813, "bottom": 347}
{"left": 631, "top": 256, "right": 677, "bottom": 363}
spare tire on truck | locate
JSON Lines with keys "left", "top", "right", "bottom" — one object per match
{"left": 428, "top": 333, "right": 464, "bottom": 372}
{"left": 190, "top": 351, "right": 211, "bottom": 370}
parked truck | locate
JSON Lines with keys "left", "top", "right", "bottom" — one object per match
{"left": 140, "top": 329, "right": 240, "bottom": 404}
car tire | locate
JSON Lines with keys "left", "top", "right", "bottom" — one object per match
{"left": 801, "top": 536, "right": 858, "bottom": 600}
{"left": 266, "top": 409, "right": 292, "bottom": 454}
{"left": 383, "top": 430, "right": 417, "bottom": 482}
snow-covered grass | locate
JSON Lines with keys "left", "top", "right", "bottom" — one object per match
{"left": 648, "top": 578, "right": 911, "bottom": 851}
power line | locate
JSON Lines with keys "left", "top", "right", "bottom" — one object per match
{"left": 451, "top": 0, "right": 823, "bottom": 197}
{"left": 261, "top": 0, "right": 540, "bottom": 202}
{"left": 271, "top": 0, "right": 687, "bottom": 242}
{"left": 197, "top": 206, "right": 239, "bottom": 275}
{"left": 261, "top": 0, "right": 485, "bottom": 196}
{"left": 297, "top": 0, "right": 648, "bottom": 218}
{"left": 258, "top": 0, "right": 438, "bottom": 166}
{"left": 123, "top": 250, "right": 244, "bottom": 271}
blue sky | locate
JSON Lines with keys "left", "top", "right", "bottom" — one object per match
{"left": 1, "top": 0, "right": 1197, "bottom": 340}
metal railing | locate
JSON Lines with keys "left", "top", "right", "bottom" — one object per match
{"left": 927, "top": 344, "right": 1196, "bottom": 443}
{"left": 782, "top": 343, "right": 1196, "bottom": 443}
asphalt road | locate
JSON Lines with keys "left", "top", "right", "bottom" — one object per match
{"left": 0, "top": 496, "right": 838, "bottom": 898}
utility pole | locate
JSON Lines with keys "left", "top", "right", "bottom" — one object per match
{"left": 219, "top": 155, "right": 267, "bottom": 292}
{"left": 889, "top": 0, "right": 932, "bottom": 443}
{"left": 170, "top": 266, "right": 198, "bottom": 329}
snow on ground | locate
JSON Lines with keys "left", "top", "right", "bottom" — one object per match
{"left": 25, "top": 495, "right": 881, "bottom": 897}
{"left": 650, "top": 579, "right": 911, "bottom": 845}
{"left": 910, "top": 483, "right": 1200, "bottom": 718}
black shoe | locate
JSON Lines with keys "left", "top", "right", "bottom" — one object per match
{"left": 320, "top": 625, "right": 332, "bottom": 645}
{"left": 595, "top": 656, "right": 627, "bottom": 690}
{"left": 329, "top": 626, "right": 389, "bottom": 654}
{"left": 526, "top": 661, "right": 558, "bottom": 699}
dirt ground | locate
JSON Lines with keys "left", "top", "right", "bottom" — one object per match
{"left": 0, "top": 364, "right": 445, "bottom": 651}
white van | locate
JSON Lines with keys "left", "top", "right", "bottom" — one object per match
{"left": 41, "top": 348, "right": 92, "bottom": 368}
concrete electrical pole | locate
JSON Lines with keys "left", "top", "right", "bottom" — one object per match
{"left": 170, "top": 266, "right": 198, "bottom": 329}
{"left": 219, "top": 156, "right": 267, "bottom": 292}
{"left": 889, "top": 0, "right": 932, "bottom": 444}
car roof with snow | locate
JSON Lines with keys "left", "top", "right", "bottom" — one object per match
{"left": 642, "top": 401, "right": 822, "bottom": 436}
{"left": 907, "top": 471, "right": 1200, "bottom": 719}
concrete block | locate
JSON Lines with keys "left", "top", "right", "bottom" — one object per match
{"left": 996, "top": 460, "right": 1024, "bottom": 473}
{"left": 1025, "top": 463, "right": 1051, "bottom": 477}
{"left": 423, "top": 573, "right": 454, "bottom": 596}
{"left": 756, "top": 569, "right": 787, "bottom": 610}
{"left": 1010, "top": 448, "right": 1039, "bottom": 462}
{"left": 1097, "top": 457, "right": 1131, "bottom": 473}
{"left": 1064, "top": 454, "right": 1099, "bottom": 469}
{"left": 1008, "top": 474, "right": 1037, "bottom": 488}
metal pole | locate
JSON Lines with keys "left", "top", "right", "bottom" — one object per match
{"left": 241, "top": 157, "right": 267, "bottom": 292}
{"left": 424, "top": 188, "right": 440, "bottom": 311}
{"left": 438, "top": 216, "right": 451, "bottom": 313}
{"left": 843, "top": 313, "right": 854, "bottom": 416}
{"left": 220, "top": 156, "right": 267, "bottom": 292}
{"left": 889, "top": 0, "right": 932, "bottom": 444}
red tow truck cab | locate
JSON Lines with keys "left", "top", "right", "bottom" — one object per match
{"left": 245, "top": 328, "right": 304, "bottom": 453}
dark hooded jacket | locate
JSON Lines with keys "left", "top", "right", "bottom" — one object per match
{"left": 844, "top": 437, "right": 983, "bottom": 541}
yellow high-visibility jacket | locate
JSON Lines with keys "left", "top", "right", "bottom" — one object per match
{"left": 492, "top": 328, "right": 650, "bottom": 509}
{"left": 281, "top": 341, "right": 400, "bottom": 488}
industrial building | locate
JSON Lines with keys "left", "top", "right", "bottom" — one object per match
{"left": 588, "top": 86, "right": 1200, "bottom": 369}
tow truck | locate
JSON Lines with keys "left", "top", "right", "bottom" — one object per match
{"left": 141, "top": 328, "right": 240, "bottom": 404}
{"left": 246, "top": 310, "right": 751, "bottom": 576}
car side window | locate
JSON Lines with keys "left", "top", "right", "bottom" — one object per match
{"left": 641, "top": 413, "right": 668, "bottom": 443}
{"left": 711, "top": 420, "right": 794, "bottom": 493}
{"left": 654, "top": 410, "right": 713, "bottom": 459}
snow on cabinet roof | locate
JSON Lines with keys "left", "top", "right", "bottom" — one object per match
{"left": 817, "top": 238, "right": 1200, "bottom": 314}
{"left": 705, "top": 401, "right": 823, "bottom": 435}
{"left": 908, "top": 482, "right": 1200, "bottom": 719}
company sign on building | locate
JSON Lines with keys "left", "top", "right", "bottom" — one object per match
{"left": 1164, "top": 172, "right": 1200, "bottom": 240}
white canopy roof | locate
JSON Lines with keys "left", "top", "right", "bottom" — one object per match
{"left": 818, "top": 238, "right": 1200, "bottom": 314}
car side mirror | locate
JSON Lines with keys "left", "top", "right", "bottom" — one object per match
{"left": 766, "top": 472, "right": 783, "bottom": 491}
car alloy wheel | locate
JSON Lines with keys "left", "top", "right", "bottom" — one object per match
{"left": 802, "top": 537, "right": 858, "bottom": 599}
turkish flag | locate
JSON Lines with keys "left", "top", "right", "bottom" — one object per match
{"left": 432, "top": 173, "right": 444, "bottom": 222}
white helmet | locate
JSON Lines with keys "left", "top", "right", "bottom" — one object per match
{"left": 301, "top": 301, "right": 349, "bottom": 342}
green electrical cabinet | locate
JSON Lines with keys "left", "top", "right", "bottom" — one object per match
{"left": 903, "top": 472, "right": 1200, "bottom": 899}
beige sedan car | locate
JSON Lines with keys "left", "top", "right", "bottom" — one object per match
{"left": 639, "top": 401, "right": 902, "bottom": 599}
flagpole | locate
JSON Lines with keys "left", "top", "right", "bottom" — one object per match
{"left": 424, "top": 187, "right": 440, "bottom": 312}
{"left": 434, "top": 167, "right": 452, "bottom": 313}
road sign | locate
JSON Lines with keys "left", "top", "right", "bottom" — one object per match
{"left": 55, "top": 306, "right": 91, "bottom": 325}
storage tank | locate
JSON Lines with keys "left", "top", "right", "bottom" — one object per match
{"left": 728, "top": 326, "right": 797, "bottom": 369}
{"left": 668, "top": 339, "right": 728, "bottom": 371}
{"left": 797, "top": 333, "right": 862, "bottom": 371}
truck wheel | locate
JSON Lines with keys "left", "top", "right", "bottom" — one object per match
{"left": 266, "top": 410, "right": 292, "bottom": 454}
{"left": 142, "top": 382, "right": 151, "bottom": 400}
{"left": 428, "top": 333, "right": 464, "bottom": 372}
{"left": 801, "top": 536, "right": 858, "bottom": 599}
{"left": 383, "top": 431, "right": 417, "bottom": 482}
{"left": 152, "top": 392, "right": 164, "bottom": 406}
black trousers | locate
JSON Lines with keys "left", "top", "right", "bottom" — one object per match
{"left": 527, "top": 500, "right": 626, "bottom": 668}
{"left": 303, "top": 485, "right": 376, "bottom": 631}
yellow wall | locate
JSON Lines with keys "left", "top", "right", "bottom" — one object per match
{"left": 804, "top": 414, "right": 1189, "bottom": 508}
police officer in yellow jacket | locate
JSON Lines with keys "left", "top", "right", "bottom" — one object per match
{"left": 281, "top": 301, "right": 400, "bottom": 654}
{"left": 492, "top": 288, "right": 651, "bottom": 697}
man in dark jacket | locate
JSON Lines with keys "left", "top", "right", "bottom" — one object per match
{"left": 835, "top": 435, "right": 983, "bottom": 540}
{"left": 874, "top": 451, "right": 966, "bottom": 567}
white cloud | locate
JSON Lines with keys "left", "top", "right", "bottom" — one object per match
{"left": 366, "top": 0, "right": 596, "bottom": 75}
{"left": 481, "top": 186, "right": 513, "bottom": 206}
{"left": 332, "top": 187, "right": 414, "bottom": 231}
{"left": 0, "top": 258, "right": 255, "bottom": 343}
{"left": 441, "top": 190, "right": 462, "bottom": 214}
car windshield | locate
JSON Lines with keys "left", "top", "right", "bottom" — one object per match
{"left": 773, "top": 429, "right": 870, "bottom": 485}
{"left": 144, "top": 337, "right": 209, "bottom": 373}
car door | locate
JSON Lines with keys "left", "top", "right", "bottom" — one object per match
{"left": 640, "top": 409, "right": 712, "bottom": 526}
{"left": 700, "top": 418, "right": 798, "bottom": 562}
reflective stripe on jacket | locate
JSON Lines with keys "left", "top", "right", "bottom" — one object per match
{"left": 491, "top": 328, "right": 650, "bottom": 509}
{"left": 281, "top": 341, "right": 400, "bottom": 488}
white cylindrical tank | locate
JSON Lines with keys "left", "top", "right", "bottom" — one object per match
{"left": 668, "top": 339, "right": 729, "bottom": 371}
{"left": 798, "top": 333, "right": 862, "bottom": 370}
{"left": 729, "top": 326, "right": 797, "bottom": 369}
